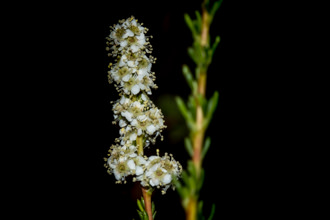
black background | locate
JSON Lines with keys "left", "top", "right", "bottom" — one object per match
{"left": 9, "top": 0, "right": 302, "bottom": 219}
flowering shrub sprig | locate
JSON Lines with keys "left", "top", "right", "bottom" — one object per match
{"left": 105, "top": 16, "right": 182, "bottom": 199}
{"left": 173, "top": 0, "right": 222, "bottom": 220}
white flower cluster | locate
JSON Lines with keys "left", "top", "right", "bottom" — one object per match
{"left": 112, "top": 95, "right": 165, "bottom": 144}
{"left": 105, "top": 16, "right": 181, "bottom": 193}
{"left": 106, "top": 16, "right": 157, "bottom": 96}
{"left": 107, "top": 145, "right": 181, "bottom": 194}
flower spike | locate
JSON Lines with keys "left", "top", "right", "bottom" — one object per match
{"left": 105, "top": 16, "right": 181, "bottom": 193}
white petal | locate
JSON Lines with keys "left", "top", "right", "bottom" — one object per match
{"left": 145, "top": 169, "right": 152, "bottom": 177}
{"left": 163, "top": 174, "right": 172, "bottom": 184}
{"left": 137, "top": 114, "right": 147, "bottom": 121}
{"left": 141, "top": 93, "right": 147, "bottom": 101}
{"left": 137, "top": 32, "right": 145, "bottom": 40}
{"left": 119, "top": 55, "right": 127, "bottom": 66}
{"left": 129, "top": 152, "right": 137, "bottom": 158}
{"left": 150, "top": 164, "right": 159, "bottom": 172}
{"left": 122, "top": 74, "right": 131, "bottom": 82}
{"left": 131, "top": 119, "right": 138, "bottom": 126}
{"left": 137, "top": 68, "right": 147, "bottom": 76}
{"left": 120, "top": 40, "right": 128, "bottom": 47}
{"left": 127, "top": 160, "right": 135, "bottom": 170}
{"left": 119, "top": 96, "right": 126, "bottom": 104}
{"left": 150, "top": 178, "right": 159, "bottom": 186}
{"left": 127, "top": 60, "right": 137, "bottom": 67}
{"left": 130, "top": 132, "right": 137, "bottom": 141}
{"left": 138, "top": 83, "right": 146, "bottom": 90}
{"left": 135, "top": 166, "right": 143, "bottom": 176}
{"left": 119, "top": 119, "right": 127, "bottom": 127}
{"left": 148, "top": 156, "right": 160, "bottom": 163}
{"left": 131, "top": 84, "right": 140, "bottom": 95}
{"left": 123, "top": 29, "right": 134, "bottom": 38}
{"left": 131, "top": 20, "right": 137, "bottom": 26}
{"left": 137, "top": 156, "right": 147, "bottom": 165}
{"left": 130, "top": 45, "right": 140, "bottom": 53}
{"left": 146, "top": 125, "right": 156, "bottom": 135}
{"left": 114, "top": 171, "right": 122, "bottom": 181}
{"left": 122, "top": 111, "right": 133, "bottom": 122}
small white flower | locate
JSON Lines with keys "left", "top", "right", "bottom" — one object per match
{"left": 110, "top": 156, "right": 132, "bottom": 181}
{"left": 147, "top": 164, "right": 170, "bottom": 187}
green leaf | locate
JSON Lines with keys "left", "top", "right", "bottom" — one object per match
{"left": 181, "top": 170, "right": 191, "bottom": 188}
{"left": 201, "top": 136, "right": 211, "bottom": 160}
{"left": 207, "top": 36, "right": 221, "bottom": 65}
{"left": 137, "top": 210, "right": 143, "bottom": 220}
{"left": 194, "top": 42, "right": 203, "bottom": 65}
{"left": 184, "top": 13, "right": 197, "bottom": 37}
{"left": 175, "top": 96, "right": 188, "bottom": 118}
{"left": 204, "top": 91, "right": 219, "bottom": 129}
{"left": 198, "top": 200, "right": 204, "bottom": 219}
{"left": 175, "top": 180, "right": 183, "bottom": 197}
{"left": 187, "top": 160, "right": 196, "bottom": 181}
{"left": 212, "top": 36, "right": 221, "bottom": 54}
{"left": 182, "top": 187, "right": 190, "bottom": 200}
{"left": 172, "top": 173, "right": 181, "bottom": 185}
{"left": 197, "top": 168, "right": 205, "bottom": 192}
{"left": 184, "top": 137, "right": 193, "bottom": 157}
{"left": 182, "top": 64, "right": 195, "bottom": 91}
{"left": 192, "top": 81, "right": 198, "bottom": 96}
{"left": 188, "top": 174, "right": 196, "bottom": 193}
{"left": 143, "top": 212, "right": 148, "bottom": 220}
{"left": 152, "top": 202, "right": 156, "bottom": 219}
{"left": 175, "top": 96, "right": 195, "bottom": 130}
{"left": 195, "top": 10, "right": 202, "bottom": 33}
{"left": 210, "top": 0, "right": 223, "bottom": 20}
{"left": 188, "top": 47, "right": 198, "bottom": 64}
{"left": 151, "top": 202, "right": 155, "bottom": 213}
{"left": 189, "top": 41, "right": 204, "bottom": 66}
{"left": 207, "top": 204, "right": 216, "bottom": 220}
{"left": 137, "top": 198, "right": 144, "bottom": 212}
{"left": 188, "top": 95, "right": 196, "bottom": 114}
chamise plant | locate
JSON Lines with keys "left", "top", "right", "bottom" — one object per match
{"left": 174, "top": 0, "right": 223, "bottom": 220}
{"left": 104, "top": 16, "right": 182, "bottom": 220}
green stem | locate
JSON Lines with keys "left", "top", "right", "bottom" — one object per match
{"left": 137, "top": 135, "right": 144, "bottom": 156}
{"left": 186, "top": 197, "right": 197, "bottom": 220}
{"left": 186, "top": 2, "right": 210, "bottom": 220}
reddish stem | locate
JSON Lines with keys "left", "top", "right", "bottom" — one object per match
{"left": 142, "top": 187, "right": 153, "bottom": 220}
